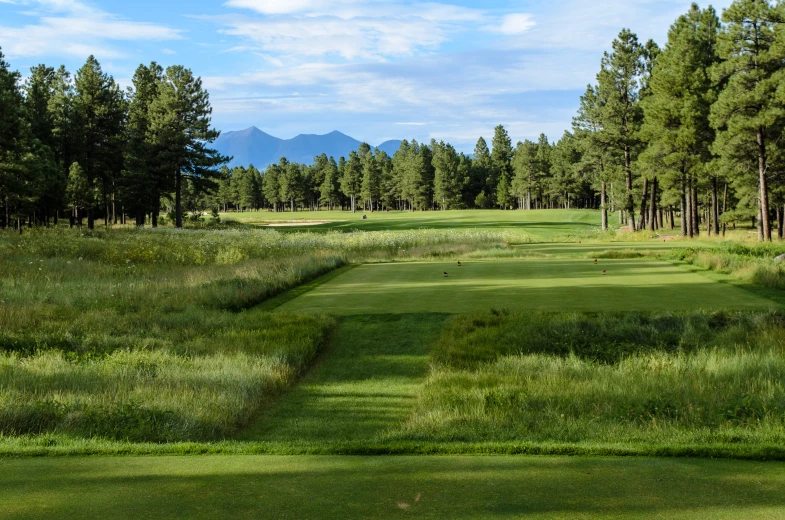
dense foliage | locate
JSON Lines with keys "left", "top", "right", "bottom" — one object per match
{"left": 3, "top": 1, "right": 785, "bottom": 239}
{"left": 0, "top": 53, "right": 225, "bottom": 230}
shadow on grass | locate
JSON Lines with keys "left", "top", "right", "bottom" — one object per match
{"left": 3, "top": 456, "right": 785, "bottom": 519}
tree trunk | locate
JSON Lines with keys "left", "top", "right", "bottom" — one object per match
{"left": 758, "top": 202, "right": 764, "bottom": 241}
{"left": 647, "top": 178, "right": 657, "bottom": 232}
{"left": 757, "top": 128, "right": 771, "bottom": 241}
{"left": 691, "top": 181, "right": 699, "bottom": 236}
{"left": 681, "top": 170, "right": 689, "bottom": 237}
{"left": 721, "top": 183, "right": 727, "bottom": 237}
{"left": 639, "top": 177, "right": 648, "bottom": 231}
{"left": 601, "top": 181, "right": 608, "bottom": 231}
{"left": 711, "top": 177, "right": 720, "bottom": 236}
{"left": 624, "top": 147, "right": 635, "bottom": 231}
{"left": 175, "top": 171, "right": 183, "bottom": 228}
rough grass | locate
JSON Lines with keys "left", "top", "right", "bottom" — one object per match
{"left": 0, "top": 312, "right": 334, "bottom": 442}
{"left": 669, "top": 247, "right": 785, "bottom": 291}
{"left": 393, "top": 310, "right": 785, "bottom": 451}
{"left": 0, "top": 228, "right": 351, "bottom": 443}
{"left": 0, "top": 226, "right": 516, "bottom": 265}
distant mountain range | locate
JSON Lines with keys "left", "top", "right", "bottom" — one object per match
{"left": 213, "top": 127, "right": 403, "bottom": 168}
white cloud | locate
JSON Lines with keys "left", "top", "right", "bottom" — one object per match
{"left": 491, "top": 13, "right": 535, "bottom": 36}
{"left": 224, "top": 0, "right": 363, "bottom": 15}
{"left": 209, "top": 1, "right": 487, "bottom": 61}
{"left": 0, "top": 0, "right": 182, "bottom": 59}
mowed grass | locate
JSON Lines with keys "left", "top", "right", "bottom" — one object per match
{"left": 276, "top": 258, "right": 775, "bottom": 315}
{"left": 2, "top": 455, "right": 785, "bottom": 520}
{"left": 224, "top": 209, "right": 605, "bottom": 239}
{"left": 238, "top": 314, "right": 447, "bottom": 450}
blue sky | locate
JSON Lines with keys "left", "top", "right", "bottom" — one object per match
{"left": 0, "top": 0, "right": 733, "bottom": 152}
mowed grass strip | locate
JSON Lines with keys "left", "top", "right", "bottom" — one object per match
{"left": 237, "top": 314, "right": 447, "bottom": 449}
{"left": 2, "top": 455, "right": 784, "bottom": 520}
{"left": 275, "top": 259, "right": 775, "bottom": 315}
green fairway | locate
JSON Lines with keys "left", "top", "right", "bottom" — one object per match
{"left": 276, "top": 259, "right": 775, "bottom": 315}
{"left": 514, "top": 240, "right": 713, "bottom": 255}
{"left": 224, "top": 209, "right": 606, "bottom": 238}
{"left": 2, "top": 455, "right": 784, "bottom": 520}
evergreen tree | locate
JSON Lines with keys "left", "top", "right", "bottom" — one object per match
{"left": 491, "top": 125, "right": 513, "bottom": 201}
{"left": 596, "top": 29, "right": 646, "bottom": 230}
{"left": 511, "top": 140, "right": 539, "bottom": 210}
{"left": 263, "top": 162, "right": 282, "bottom": 211}
{"left": 149, "top": 65, "right": 227, "bottom": 228}
{"left": 573, "top": 84, "right": 614, "bottom": 229}
{"left": 496, "top": 173, "right": 512, "bottom": 209}
{"left": 319, "top": 156, "right": 341, "bottom": 210}
{"left": 534, "top": 134, "right": 553, "bottom": 206}
{"left": 341, "top": 151, "right": 362, "bottom": 212}
{"left": 472, "top": 137, "right": 491, "bottom": 197}
{"left": 358, "top": 143, "right": 380, "bottom": 211}
{"left": 72, "top": 56, "right": 126, "bottom": 228}
{"left": 432, "top": 140, "right": 462, "bottom": 210}
{"left": 124, "top": 62, "right": 164, "bottom": 226}
{"left": 65, "top": 162, "right": 92, "bottom": 226}
{"left": 0, "top": 48, "right": 34, "bottom": 228}
{"left": 23, "top": 64, "right": 60, "bottom": 223}
{"left": 642, "top": 4, "right": 720, "bottom": 236}
{"left": 710, "top": 0, "right": 785, "bottom": 240}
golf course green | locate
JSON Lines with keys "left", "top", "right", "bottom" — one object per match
{"left": 276, "top": 258, "right": 775, "bottom": 315}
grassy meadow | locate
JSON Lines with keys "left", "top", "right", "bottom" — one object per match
{"left": 3, "top": 209, "right": 785, "bottom": 518}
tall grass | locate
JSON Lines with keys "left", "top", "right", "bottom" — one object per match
{"left": 0, "top": 226, "right": 516, "bottom": 265}
{"left": 0, "top": 313, "right": 334, "bottom": 442}
{"left": 397, "top": 311, "right": 785, "bottom": 447}
{"left": 668, "top": 247, "right": 785, "bottom": 290}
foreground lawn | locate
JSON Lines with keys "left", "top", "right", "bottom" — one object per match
{"left": 223, "top": 208, "right": 605, "bottom": 239}
{"left": 276, "top": 259, "right": 775, "bottom": 315}
{"left": 1, "top": 455, "right": 784, "bottom": 520}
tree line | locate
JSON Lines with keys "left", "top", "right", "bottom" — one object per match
{"left": 2, "top": 0, "right": 785, "bottom": 239}
{"left": 187, "top": 0, "right": 785, "bottom": 241}
{"left": 0, "top": 52, "right": 226, "bottom": 229}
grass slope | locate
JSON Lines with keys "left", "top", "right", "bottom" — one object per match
{"left": 276, "top": 259, "right": 775, "bottom": 315}
{"left": 2, "top": 455, "right": 784, "bottom": 520}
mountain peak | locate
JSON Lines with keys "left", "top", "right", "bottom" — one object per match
{"left": 214, "top": 129, "right": 402, "bottom": 168}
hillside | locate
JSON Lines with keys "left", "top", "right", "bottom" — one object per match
{"left": 214, "top": 127, "right": 403, "bottom": 168}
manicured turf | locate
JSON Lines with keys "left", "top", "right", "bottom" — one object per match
{"left": 514, "top": 240, "right": 713, "bottom": 255}
{"left": 224, "top": 209, "right": 606, "bottom": 238}
{"left": 276, "top": 259, "right": 775, "bottom": 315}
{"left": 2, "top": 455, "right": 784, "bottom": 519}
{"left": 238, "top": 314, "right": 447, "bottom": 449}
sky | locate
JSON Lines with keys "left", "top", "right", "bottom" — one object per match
{"left": 0, "top": 0, "right": 734, "bottom": 152}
